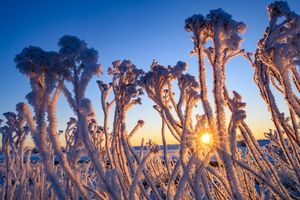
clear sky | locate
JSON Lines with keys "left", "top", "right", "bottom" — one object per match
{"left": 1, "top": 0, "right": 299, "bottom": 145}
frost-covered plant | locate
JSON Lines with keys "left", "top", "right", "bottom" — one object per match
{"left": 0, "top": 110, "right": 31, "bottom": 200}
{"left": 184, "top": 8, "right": 248, "bottom": 199}
{"left": 182, "top": 2, "right": 300, "bottom": 199}
{"left": 58, "top": 35, "right": 102, "bottom": 163}
{"left": 247, "top": 1, "right": 300, "bottom": 198}
{"left": 105, "top": 60, "right": 165, "bottom": 199}
{"left": 140, "top": 60, "right": 234, "bottom": 199}
{"left": 56, "top": 36, "right": 120, "bottom": 199}
{"left": 14, "top": 46, "right": 70, "bottom": 199}
{"left": 13, "top": 36, "right": 103, "bottom": 199}
{"left": 1, "top": 1, "right": 300, "bottom": 200}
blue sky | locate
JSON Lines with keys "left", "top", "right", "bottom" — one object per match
{"left": 1, "top": 0, "right": 299, "bottom": 144}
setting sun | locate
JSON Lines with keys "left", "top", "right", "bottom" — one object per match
{"left": 201, "top": 133, "right": 212, "bottom": 145}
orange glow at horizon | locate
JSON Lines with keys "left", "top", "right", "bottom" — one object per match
{"left": 21, "top": 121, "right": 272, "bottom": 148}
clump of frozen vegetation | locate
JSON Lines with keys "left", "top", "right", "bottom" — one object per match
{"left": 0, "top": 1, "right": 299, "bottom": 199}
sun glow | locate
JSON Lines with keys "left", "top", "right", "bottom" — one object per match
{"left": 200, "top": 133, "right": 212, "bottom": 145}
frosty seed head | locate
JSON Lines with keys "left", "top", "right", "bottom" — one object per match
{"left": 268, "top": 1, "right": 290, "bottom": 19}
{"left": 186, "top": 8, "right": 246, "bottom": 55}
{"left": 185, "top": 14, "right": 205, "bottom": 34}
{"left": 15, "top": 46, "right": 49, "bottom": 76}
{"left": 58, "top": 35, "right": 87, "bottom": 59}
